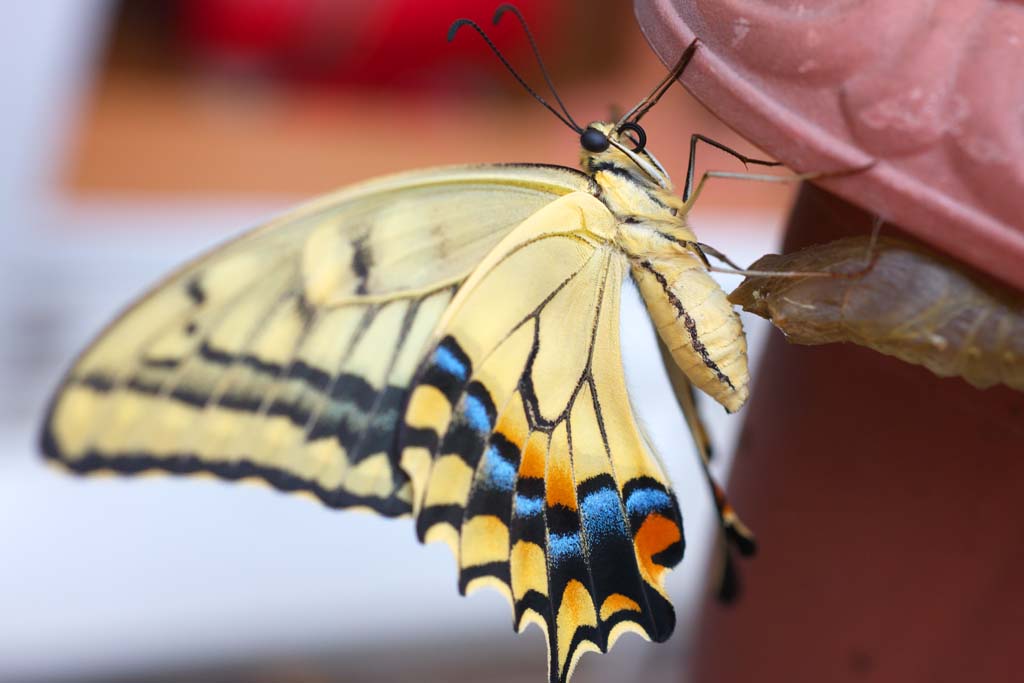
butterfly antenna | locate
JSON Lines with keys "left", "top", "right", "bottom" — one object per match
{"left": 492, "top": 4, "right": 582, "bottom": 133}
{"left": 448, "top": 17, "right": 583, "bottom": 134}
{"left": 617, "top": 38, "right": 700, "bottom": 127}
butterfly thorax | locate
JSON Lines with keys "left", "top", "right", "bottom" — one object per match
{"left": 590, "top": 166, "right": 684, "bottom": 227}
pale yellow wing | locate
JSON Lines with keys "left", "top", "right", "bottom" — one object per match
{"left": 42, "top": 164, "right": 595, "bottom": 516}
{"left": 398, "top": 192, "right": 685, "bottom": 683}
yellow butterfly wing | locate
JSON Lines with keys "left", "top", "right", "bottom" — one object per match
{"left": 399, "top": 192, "right": 684, "bottom": 683}
{"left": 41, "top": 163, "right": 595, "bottom": 516}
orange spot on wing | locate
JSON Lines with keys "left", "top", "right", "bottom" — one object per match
{"left": 518, "top": 431, "right": 547, "bottom": 479}
{"left": 599, "top": 593, "right": 641, "bottom": 621}
{"left": 634, "top": 513, "right": 682, "bottom": 587}
{"left": 545, "top": 456, "right": 577, "bottom": 510}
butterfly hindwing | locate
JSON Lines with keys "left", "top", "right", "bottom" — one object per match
{"left": 399, "top": 191, "right": 685, "bottom": 683}
{"left": 41, "top": 164, "right": 596, "bottom": 517}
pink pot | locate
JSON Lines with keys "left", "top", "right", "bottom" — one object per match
{"left": 636, "top": 0, "right": 1024, "bottom": 292}
{"left": 635, "top": 2, "right": 1024, "bottom": 681}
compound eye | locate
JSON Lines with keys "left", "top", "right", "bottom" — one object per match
{"left": 580, "top": 127, "right": 610, "bottom": 153}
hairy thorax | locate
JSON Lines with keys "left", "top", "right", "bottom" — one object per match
{"left": 585, "top": 154, "right": 700, "bottom": 266}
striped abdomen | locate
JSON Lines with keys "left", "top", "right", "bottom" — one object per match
{"left": 632, "top": 255, "right": 749, "bottom": 413}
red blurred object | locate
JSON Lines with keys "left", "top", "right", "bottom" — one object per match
{"left": 179, "top": 0, "right": 566, "bottom": 87}
{"left": 692, "top": 184, "right": 1024, "bottom": 683}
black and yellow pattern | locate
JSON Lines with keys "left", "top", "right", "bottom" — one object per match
{"left": 42, "top": 164, "right": 595, "bottom": 517}
{"left": 399, "top": 194, "right": 684, "bottom": 682}
{"left": 42, "top": 108, "right": 754, "bottom": 681}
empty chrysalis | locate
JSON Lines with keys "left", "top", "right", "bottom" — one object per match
{"left": 729, "top": 236, "right": 1024, "bottom": 392}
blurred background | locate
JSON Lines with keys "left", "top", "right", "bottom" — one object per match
{"left": 1, "top": 1, "right": 797, "bottom": 682}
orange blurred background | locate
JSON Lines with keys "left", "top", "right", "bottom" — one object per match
{"left": 66, "top": 0, "right": 792, "bottom": 210}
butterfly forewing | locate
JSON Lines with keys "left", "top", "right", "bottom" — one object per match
{"left": 42, "top": 164, "right": 595, "bottom": 516}
{"left": 44, "top": 162, "right": 693, "bottom": 683}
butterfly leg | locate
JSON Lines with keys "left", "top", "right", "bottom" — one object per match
{"left": 657, "top": 335, "right": 713, "bottom": 461}
{"left": 682, "top": 134, "right": 781, "bottom": 203}
{"left": 681, "top": 169, "right": 822, "bottom": 215}
{"left": 655, "top": 334, "right": 756, "bottom": 601}
{"left": 699, "top": 216, "right": 887, "bottom": 280}
{"left": 681, "top": 153, "right": 877, "bottom": 215}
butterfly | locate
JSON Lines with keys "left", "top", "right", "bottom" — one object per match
{"left": 40, "top": 7, "right": 761, "bottom": 683}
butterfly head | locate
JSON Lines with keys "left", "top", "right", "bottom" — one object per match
{"left": 579, "top": 121, "right": 672, "bottom": 191}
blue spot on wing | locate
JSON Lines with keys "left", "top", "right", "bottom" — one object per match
{"left": 433, "top": 345, "right": 468, "bottom": 381}
{"left": 625, "top": 487, "right": 674, "bottom": 518}
{"left": 462, "top": 394, "right": 491, "bottom": 433}
{"left": 549, "top": 532, "right": 583, "bottom": 563}
{"left": 581, "top": 488, "right": 628, "bottom": 541}
{"left": 480, "top": 444, "right": 516, "bottom": 491}
{"left": 515, "top": 494, "right": 544, "bottom": 517}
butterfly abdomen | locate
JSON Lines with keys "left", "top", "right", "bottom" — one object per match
{"left": 631, "top": 255, "right": 749, "bottom": 413}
